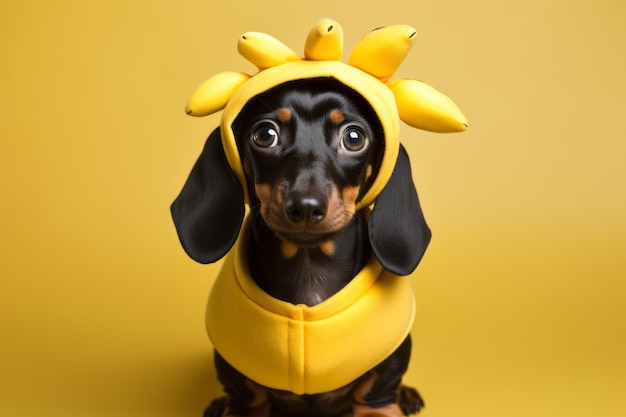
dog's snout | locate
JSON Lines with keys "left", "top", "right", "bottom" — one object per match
{"left": 285, "top": 193, "right": 328, "bottom": 225}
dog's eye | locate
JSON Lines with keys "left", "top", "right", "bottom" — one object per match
{"left": 341, "top": 127, "right": 367, "bottom": 152}
{"left": 252, "top": 123, "right": 279, "bottom": 148}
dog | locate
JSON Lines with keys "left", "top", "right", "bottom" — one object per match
{"left": 171, "top": 78, "right": 432, "bottom": 417}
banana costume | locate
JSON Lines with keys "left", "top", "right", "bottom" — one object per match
{"left": 185, "top": 19, "right": 467, "bottom": 394}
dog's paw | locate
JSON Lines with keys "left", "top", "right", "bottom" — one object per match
{"left": 204, "top": 396, "right": 227, "bottom": 417}
{"left": 397, "top": 385, "right": 424, "bottom": 415}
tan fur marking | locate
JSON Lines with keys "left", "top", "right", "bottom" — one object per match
{"left": 319, "top": 240, "right": 335, "bottom": 256}
{"left": 353, "top": 372, "right": 377, "bottom": 404}
{"left": 342, "top": 185, "right": 360, "bottom": 216}
{"left": 317, "top": 185, "right": 352, "bottom": 232}
{"left": 255, "top": 184, "right": 272, "bottom": 205}
{"left": 329, "top": 109, "right": 346, "bottom": 125}
{"left": 281, "top": 242, "right": 299, "bottom": 259}
{"left": 255, "top": 184, "right": 275, "bottom": 229}
{"left": 276, "top": 108, "right": 292, "bottom": 123}
{"left": 352, "top": 403, "right": 404, "bottom": 417}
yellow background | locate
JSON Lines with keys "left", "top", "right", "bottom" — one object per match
{"left": 1, "top": 0, "right": 625, "bottom": 416}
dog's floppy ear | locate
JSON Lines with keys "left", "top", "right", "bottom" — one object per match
{"left": 171, "top": 128, "right": 245, "bottom": 264}
{"left": 368, "top": 145, "right": 431, "bottom": 276}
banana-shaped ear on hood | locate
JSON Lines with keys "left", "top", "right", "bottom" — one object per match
{"left": 390, "top": 79, "right": 468, "bottom": 133}
{"left": 238, "top": 32, "right": 301, "bottom": 70}
{"left": 304, "top": 18, "right": 343, "bottom": 61}
{"left": 347, "top": 25, "right": 417, "bottom": 82}
{"left": 186, "top": 71, "right": 250, "bottom": 117}
{"left": 184, "top": 18, "right": 468, "bottom": 207}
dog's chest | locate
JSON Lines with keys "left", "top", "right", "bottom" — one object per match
{"left": 251, "top": 249, "right": 356, "bottom": 306}
{"left": 248, "top": 216, "right": 368, "bottom": 306}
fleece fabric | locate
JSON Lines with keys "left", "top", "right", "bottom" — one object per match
{"left": 205, "top": 216, "right": 415, "bottom": 395}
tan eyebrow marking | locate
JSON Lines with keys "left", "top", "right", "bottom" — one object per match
{"left": 276, "top": 108, "right": 292, "bottom": 123}
{"left": 329, "top": 109, "right": 346, "bottom": 125}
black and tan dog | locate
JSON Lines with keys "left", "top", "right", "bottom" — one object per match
{"left": 172, "top": 78, "right": 431, "bottom": 417}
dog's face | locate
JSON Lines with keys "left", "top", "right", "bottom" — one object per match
{"left": 233, "top": 80, "right": 384, "bottom": 248}
{"left": 173, "top": 78, "right": 429, "bottom": 274}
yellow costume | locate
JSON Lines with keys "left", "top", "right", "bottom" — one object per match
{"left": 206, "top": 217, "right": 415, "bottom": 395}
{"left": 183, "top": 18, "right": 468, "bottom": 396}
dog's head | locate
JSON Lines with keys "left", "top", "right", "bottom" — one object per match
{"left": 172, "top": 20, "right": 468, "bottom": 275}
{"left": 172, "top": 78, "right": 431, "bottom": 275}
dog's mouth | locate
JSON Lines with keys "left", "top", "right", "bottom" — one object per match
{"left": 262, "top": 212, "right": 349, "bottom": 246}
{"left": 273, "top": 228, "right": 339, "bottom": 247}
{"left": 260, "top": 204, "right": 355, "bottom": 248}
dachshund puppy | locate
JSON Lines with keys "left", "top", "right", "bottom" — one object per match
{"left": 171, "top": 78, "right": 431, "bottom": 417}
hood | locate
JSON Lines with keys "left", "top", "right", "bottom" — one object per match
{"left": 185, "top": 18, "right": 468, "bottom": 208}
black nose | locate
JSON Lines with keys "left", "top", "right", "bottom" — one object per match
{"left": 285, "top": 194, "right": 327, "bottom": 225}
